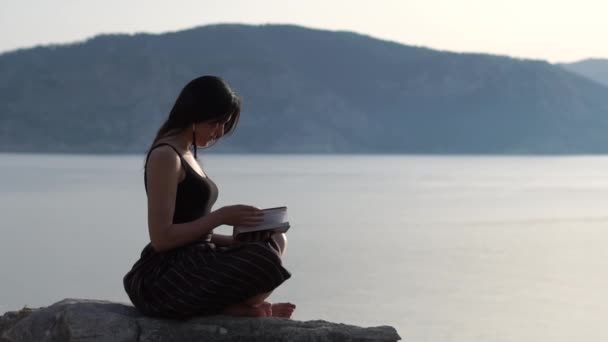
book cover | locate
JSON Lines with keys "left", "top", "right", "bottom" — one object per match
{"left": 233, "top": 206, "right": 290, "bottom": 235}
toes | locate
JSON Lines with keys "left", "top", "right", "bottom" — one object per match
{"left": 273, "top": 302, "right": 296, "bottom": 310}
{"left": 269, "top": 303, "right": 296, "bottom": 318}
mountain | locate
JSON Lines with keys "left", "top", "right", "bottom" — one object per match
{"left": 560, "top": 59, "right": 608, "bottom": 87}
{"left": 1, "top": 24, "right": 608, "bottom": 154}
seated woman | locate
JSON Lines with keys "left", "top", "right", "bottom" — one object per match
{"left": 123, "top": 75, "right": 294, "bottom": 319}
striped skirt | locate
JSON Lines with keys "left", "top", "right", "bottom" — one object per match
{"left": 123, "top": 240, "right": 291, "bottom": 319}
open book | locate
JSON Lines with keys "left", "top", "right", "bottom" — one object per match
{"left": 233, "top": 206, "right": 290, "bottom": 236}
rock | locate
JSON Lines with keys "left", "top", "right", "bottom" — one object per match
{"left": 0, "top": 299, "right": 401, "bottom": 342}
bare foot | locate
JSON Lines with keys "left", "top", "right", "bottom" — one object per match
{"left": 270, "top": 302, "right": 296, "bottom": 318}
{"left": 258, "top": 301, "right": 272, "bottom": 316}
{"left": 222, "top": 302, "right": 269, "bottom": 317}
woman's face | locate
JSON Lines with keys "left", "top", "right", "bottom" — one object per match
{"left": 194, "top": 116, "right": 231, "bottom": 147}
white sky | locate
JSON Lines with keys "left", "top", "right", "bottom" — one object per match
{"left": 0, "top": 0, "right": 606, "bottom": 63}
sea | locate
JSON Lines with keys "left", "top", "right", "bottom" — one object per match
{"left": 0, "top": 153, "right": 606, "bottom": 342}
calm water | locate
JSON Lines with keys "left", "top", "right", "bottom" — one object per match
{"left": 1, "top": 153, "right": 607, "bottom": 341}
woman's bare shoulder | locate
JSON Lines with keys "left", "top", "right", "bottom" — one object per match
{"left": 146, "top": 145, "right": 182, "bottom": 175}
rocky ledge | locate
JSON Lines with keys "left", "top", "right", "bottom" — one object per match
{"left": 0, "top": 299, "right": 401, "bottom": 342}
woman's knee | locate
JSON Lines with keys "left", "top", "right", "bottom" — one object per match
{"left": 271, "top": 232, "right": 287, "bottom": 256}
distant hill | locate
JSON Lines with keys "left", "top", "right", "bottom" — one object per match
{"left": 560, "top": 59, "right": 608, "bottom": 87}
{"left": 2, "top": 24, "right": 608, "bottom": 154}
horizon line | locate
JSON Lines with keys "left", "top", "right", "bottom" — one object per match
{"left": 0, "top": 22, "right": 603, "bottom": 64}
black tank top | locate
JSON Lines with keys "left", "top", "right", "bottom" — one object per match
{"left": 144, "top": 143, "right": 218, "bottom": 242}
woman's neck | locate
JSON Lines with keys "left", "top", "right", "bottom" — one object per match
{"left": 158, "top": 130, "right": 192, "bottom": 153}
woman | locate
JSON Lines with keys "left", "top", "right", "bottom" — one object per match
{"left": 123, "top": 75, "right": 294, "bottom": 319}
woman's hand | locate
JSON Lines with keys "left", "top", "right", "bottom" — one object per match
{"left": 216, "top": 205, "right": 264, "bottom": 227}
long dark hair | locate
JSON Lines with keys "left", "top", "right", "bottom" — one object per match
{"left": 149, "top": 75, "right": 241, "bottom": 157}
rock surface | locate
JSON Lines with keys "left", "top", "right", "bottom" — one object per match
{"left": 0, "top": 299, "right": 401, "bottom": 342}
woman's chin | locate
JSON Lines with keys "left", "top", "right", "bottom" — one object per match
{"left": 202, "top": 139, "right": 216, "bottom": 147}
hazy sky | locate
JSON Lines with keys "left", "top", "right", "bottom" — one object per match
{"left": 1, "top": 0, "right": 606, "bottom": 63}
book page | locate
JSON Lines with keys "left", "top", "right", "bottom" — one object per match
{"left": 234, "top": 206, "right": 290, "bottom": 234}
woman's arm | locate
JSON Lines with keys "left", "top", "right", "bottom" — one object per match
{"left": 146, "top": 147, "right": 223, "bottom": 252}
